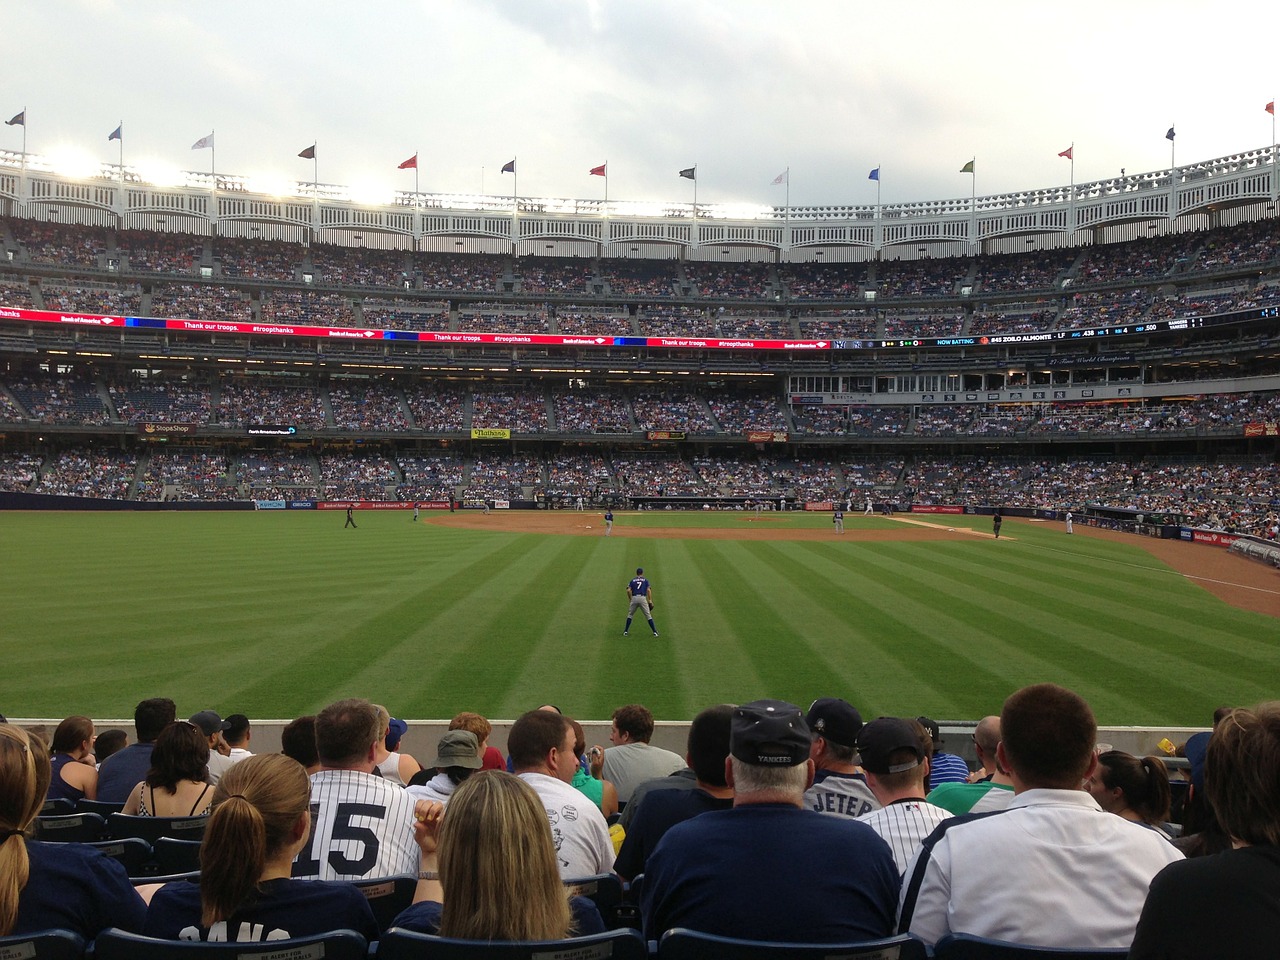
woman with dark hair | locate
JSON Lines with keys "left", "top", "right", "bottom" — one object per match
{"left": 122, "top": 721, "right": 213, "bottom": 817}
{"left": 393, "top": 770, "right": 604, "bottom": 939}
{"left": 144, "top": 754, "right": 378, "bottom": 943}
{"left": 47, "top": 715, "right": 97, "bottom": 803}
{"left": 1130, "top": 704, "right": 1280, "bottom": 959}
{"left": 1086, "top": 750, "right": 1173, "bottom": 836}
{"left": 0, "top": 723, "right": 145, "bottom": 938}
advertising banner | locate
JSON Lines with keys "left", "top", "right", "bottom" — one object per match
{"left": 746, "top": 431, "right": 788, "bottom": 443}
{"left": 470, "top": 428, "right": 511, "bottom": 440}
{"left": 911, "top": 505, "right": 965, "bottom": 515}
{"left": 646, "top": 431, "right": 686, "bottom": 441}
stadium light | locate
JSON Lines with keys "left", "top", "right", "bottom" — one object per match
{"left": 244, "top": 172, "right": 299, "bottom": 199}
{"left": 348, "top": 180, "right": 395, "bottom": 207}
{"left": 133, "top": 158, "right": 185, "bottom": 189}
{"left": 46, "top": 145, "right": 99, "bottom": 180}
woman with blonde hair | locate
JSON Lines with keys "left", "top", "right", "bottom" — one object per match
{"left": 0, "top": 723, "right": 145, "bottom": 938}
{"left": 47, "top": 715, "right": 97, "bottom": 804}
{"left": 372, "top": 704, "right": 422, "bottom": 786}
{"left": 144, "top": 753, "right": 378, "bottom": 942}
{"left": 393, "top": 770, "right": 604, "bottom": 939}
{"left": 123, "top": 721, "right": 214, "bottom": 817}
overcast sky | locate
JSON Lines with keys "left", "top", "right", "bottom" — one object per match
{"left": 4, "top": 0, "right": 1278, "bottom": 209}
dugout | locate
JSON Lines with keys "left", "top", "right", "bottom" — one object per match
{"left": 1080, "top": 504, "right": 1185, "bottom": 539}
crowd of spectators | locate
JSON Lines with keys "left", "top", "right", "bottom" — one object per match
{"left": 310, "top": 244, "right": 408, "bottom": 288}
{"left": 403, "top": 382, "right": 467, "bottom": 432}
{"left": 234, "top": 452, "right": 316, "bottom": 494}
{"left": 32, "top": 449, "right": 136, "bottom": 498}
{"left": 318, "top": 453, "right": 399, "bottom": 500}
{"left": 471, "top": 386, "right": 548, "bottom": 432}
{"left": 713, "top": 310, "right": 793, "bottom": 339}
{"left": 466, "top": 454, "right": 543, "bottom": 499}
{"left": 599, "top": 259, "right": 676, "bottom": 297}
{"left": 150, "top": 283, "right": 250, "bottom": 323}
{"left": 968, "top": 305, "right": 1057, "bottom": 336}
{"left": 544, "top": 451, "right": 612, "bottom": 499}
{"left": 796, "top": 309, "right": 878, "bottom": 339}
{"left": 684, "top": 262, "right": 774, "bottom": 299}
{"left": 516, "top": 257, "right": 594, "bottom": 296}
{"left": 417, "top": 253, "right": 504, "bottom": 292}
{"left": 457, "top": 305, "right": 549, "bottom": 335}
{"left": 134, "top": 451, "right": 235, "bottom": 502}
{"left": 1075, "top": 233, "right": 1196, "bottom": 286}
{"left": 217, "top": 381, "right": 328, "bottom": 430}
{"left": 706, "top": 392, "right": 788, "bottom": 432}
{"left": 551, "top": 389, "right": 632, "bottom": 433}
{"left": 259, "top": 290, "right": 356, "bottom": 327}
{"left": 5, "top": 375, "right": 110, "bottom": 424}
{"left": 328, "top": 382, "right": 410, "bottom": 432}
{"left": 691, "top": 454, "right": 776, "bottom": 496}
{"left": 214, "top": 237, "right": 302, "bottom": 281}
{"left": 972, "top": 249, "right": 1075, "bottom": 293}
{"left": 8, "top": 220, "right": 106, "bottom": 267}
{"left": 108, "top": 379, "right": 212, "bottom": 424}
{"left": 42, "top": 283, "right": 142, "bottom": 316}
{"left": 0, "top": 274, "right": 35, "bottom": 307}
{"left": 631, "top": 392, "right": 717, "bottom": 433}
{"left": 873, "top": 258, "right": 962, "bottom": 298}
{"left": 395, "top": 452, "right": 466, "bottom": 501}
{"left": 117, "top": 230, "right": 205, "bottom": 274}
{"left": 1059, "top": 288, "right": 1151, "bottom": 328}
{"left": 636, "top": 307, "right": 719, "bottom": 337}
{"left": 882, "top": 311, "right": 964, "bottom": 338}
{"left": 553, "top": 307, "right": 630, "bottom": 336}
{"left": 0, "top": 452, "right": 42, "bottom": 492}
{"left": 360, "top": 299, "right": 450, "bottom": 332}
{"left": 780, "top": 261, "right": 868, "bottom": 300}
{"left": 613, "top": 454, "right": 703, "bottom": 497}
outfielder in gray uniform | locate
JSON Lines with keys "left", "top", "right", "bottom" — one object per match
{"left": 625, "top": 567, "right": 659, "bottom": 637}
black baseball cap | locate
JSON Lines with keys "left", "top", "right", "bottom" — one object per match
{"left": 188, "top": 710, "right": 230, "bottom": 737}
{"left": 858, "top": 717, "right": 926, "bottom": 775}
{"left": 917, "top": 716, "right": 942, "bottom": 750}
{"left": 806, "top": 698, "right": 863, "bottom": 748}
{"left": 730, "top": 700, "right": 811, "bottom": 767}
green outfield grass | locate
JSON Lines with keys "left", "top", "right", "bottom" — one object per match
{"left": 2, "top": 510, "right": 1276, "bottom": 724}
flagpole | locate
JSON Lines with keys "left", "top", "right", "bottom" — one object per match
{"left": 693, "top": 165, "right": 698, "bottom": 249}
{"left": 117, "top": 122, "right": 123, "bottom": 178}
{"left": 211, "top": 130, "right": 216, "bottom": 187}
{"left": 313, "top": 146, "right": 318, "bottom": 198}
{"left": 415, "top": 151, "right": 419, "bottom": 198}
{"left": 604, "top": 161, "right": 608, "bottom": 206}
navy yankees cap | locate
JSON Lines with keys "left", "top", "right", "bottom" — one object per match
{"left": 731, "top": 699, "right": 811, "bottom": 767}
{"left": 806, "top": 698, "right": 863, "bottom": 748}
{"left": 188, "top": 710, "right": 230, "bottom": 737}
{"left": 917, "top": 716, "right": 943, "bottom": 750}
{"left": 858, "top": 717, "right": 926, "bottom": 775}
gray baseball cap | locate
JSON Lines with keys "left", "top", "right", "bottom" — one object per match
{"left": 431, "top": 730, "right": 482, "bottom": 769}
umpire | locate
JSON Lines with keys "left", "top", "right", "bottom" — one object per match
{"left": 624, "top": 567, "right": 659, "bottom": 638}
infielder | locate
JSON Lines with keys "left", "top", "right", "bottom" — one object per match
{"left": 1065, "top": 510, "right": 1074, "bottom": 534}
{"left": 605, "top": 508, "right": 614, "bottom": 536}
{"left": 833, "top": 507, "right": 844, "bottom": 534}
{"left": 624, "top": 567, "right": 659, "bottom": 638}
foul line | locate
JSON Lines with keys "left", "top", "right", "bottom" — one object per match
{"left": 893, "top": 517, "right": 1280, "bottom": 600}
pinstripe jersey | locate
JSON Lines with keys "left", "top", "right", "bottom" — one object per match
{"left": 858, "top": 799, "right": 953, "bottom": 875}
{"left": 294, "top": 769, "right": 419, "bottom": 881}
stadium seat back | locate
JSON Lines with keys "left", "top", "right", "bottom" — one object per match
{"left": 566, "top": 873, "right": 624, "bottom": 928}
{"left": 658, "top": 928, "right": 929, "bottom": 960}
{"left": 0, "top": 929, "right": 85, "bottom": 960}
{"left": 108, "top": 812, "right": 207, "bottom": 844}
{"left": 92, "top": 928, "right": 368, "bottom": 960}
{"left": 40, "top": 798, "right": 76, "bottom": 816}
{"left": 351, "top": 874, "right": 417, "bottom": 932}
{"left": 33, "top": 812, "right": 107, "bottom": 843}
{"left": 85, "top": 837, "right": 154, "bottom": 877}
{"left": 153, "top": 837, "right": 203, "bottom": 876}
{"left": 379, "top": 926, "right": 648, "bottom": 960}
{"left": 933, "top": 933, "right": 1129, "bottom": 959}
{"left": 75, "top": 798, "right": 125, "bottom": 817}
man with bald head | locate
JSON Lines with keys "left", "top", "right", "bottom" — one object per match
{"left": 926, "top": 715, "right": 1014, "bottom": 815}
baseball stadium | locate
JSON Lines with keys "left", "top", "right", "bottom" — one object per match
{"left": 2, "top": 136, "right": 1280, "bottom": 729}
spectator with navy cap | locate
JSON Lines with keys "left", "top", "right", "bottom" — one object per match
{"left": 856, "top": 717, "right": 953, "bottom": 874}
{"left": 804, "top": 696, "right": 880, "bottom": 818}
{"left": 642, "top": 699, "right": 899, "bottom": 943}
{"left": 190, "top": 709, "right": 235, "bottom": 785}
{"left": 916, "top": 716, "right": 969, "bottom": 789}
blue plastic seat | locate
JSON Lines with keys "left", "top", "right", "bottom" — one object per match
{"left": 107, "top": 813, "right": 206, "bottom": 844}
{"left": 378, "top": 926, "right": 648, "bottom": 960}
{"left": 33, "top": 812, "right": 107, "bottom": 843}
{"left": 92, "top": 928, "right": 368, "bottom": 960}
{"left": 0, "top": 929, "right": 84, "bottom": 960}
{"left": 658, "top": 927, "right": 929, "bottom": 959}
{"left": 350, "top": 874, "right": 417, "bottom": 932}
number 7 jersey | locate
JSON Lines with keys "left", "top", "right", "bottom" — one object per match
{"left": 294, "top": 769, "right": 421, "bottom": 881}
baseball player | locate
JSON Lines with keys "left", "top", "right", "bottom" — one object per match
{"left": 1065, "top": 510, "right": 1074, "bottom": 534}
{"left": 864, "top": 496, "right": 874, "bottom": 516}
{"left": 833, "top": 507, "right": 844, "bottom": 534}
{"left": 624, "top": 567, "right": 659, "bottom": 638}
{"left": 605, "top": 508, "right": 614, "bottom": 536}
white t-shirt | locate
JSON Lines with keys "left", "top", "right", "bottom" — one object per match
{"left": 518, "top": 772, "right": 614, "bottom": 879}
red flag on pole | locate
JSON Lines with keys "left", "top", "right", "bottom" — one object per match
{"left": 398, "top": 154, "right": 418, "bottom": 170}
{"left": 1058, "top": 146, "right": 1073, "bottom": 160}
{"left": 589, "top": 163, "right": 606, "bottom": 177}
{"left": 1267, "top": 101, "right": 1276, "bottom": 116}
